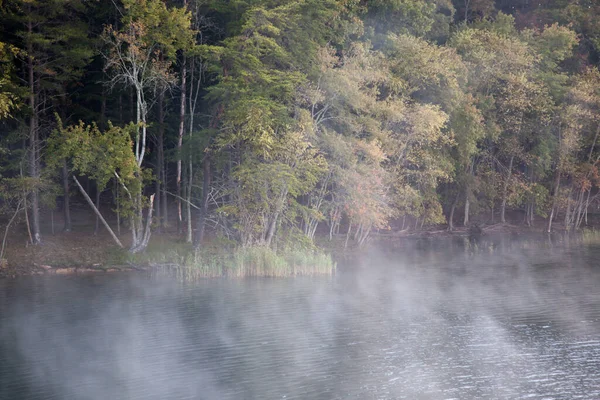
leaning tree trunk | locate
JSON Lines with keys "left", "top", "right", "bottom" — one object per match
{"left": 500, "top": 155, "right": 514, "bottom": 224}
{"left": 73, "top": 176, "right": 123, "bottom": 248}
{"left": 94, "top": 184, "right": 101, "bottom": 235}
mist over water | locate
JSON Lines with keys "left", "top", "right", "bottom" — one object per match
{"left": 2, "top": 239, "right": 600, "bottom": 399}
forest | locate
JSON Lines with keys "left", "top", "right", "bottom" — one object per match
{"left": 1, "top": 0, "right": 600, "bottom": 271}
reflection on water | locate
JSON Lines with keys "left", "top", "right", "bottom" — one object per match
{"left": 1, "top": 238, "right": 600, "bottom": 399}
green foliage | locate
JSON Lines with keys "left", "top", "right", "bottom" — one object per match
{"left": 5, "top": 0, "right": 600, "bottom": 262}
{"left": 47, "top": 118, "right": 150, "bottom": 225}
{"left": 48, "top": 118, "right": 139, "bottom": 191}
{"left": 0, "top": 41, "right": 20, "bottom": 119}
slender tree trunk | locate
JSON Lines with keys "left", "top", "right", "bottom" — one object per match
{"left": 358, "top": 224, "right": 371, "bottom": 248}
{"left": 156, "top": 91, "right": 165, "bottom": 232}
{"left": 177, "top": 56, "right": 187, "bottom": 234}
{"left": 115, "top": 179, "right": 121, "bottom": 236}
{"left": 194, "top": 156, "right": 211, "bottom": 248}
{"left": 131, "top": 194, "right": 155, "bottom": 254}
{"left": 1, "top": 200, "right": 23, "bottom": 261}
{"left": 344, "top": 220, "right": 352, "bottom": 249}
{"left": 27, "top": 22, "right": 41, "bottom": 245}
{"left": 265, "top": 210, "right": 280, "bottom": 247}
{"left": 584, "top": 189, "right": 592, "bottom": 226}
{"left": 329, "top": 217, "right": 335, "bottom": 241}
{"left": 547, "top": 170, "right": 561, "bottom": 233}
{"left": 464, "top": 161, "right": 474, "bottom": 226}
{"left": 463, "top": 197, "right": 470, "bottom": 226}
{"left": 62, "top": 160, "right": 71, "bottom": 232}
{"left": 73, "top": 176, "right": 123, "bottom": 248}
{"left": 162, "top": 159, "right": 168, "bottom": 228}
{"left": 354, "top": 222, "right": 362, "bottom": 241}
{"left": 500, "top": 155, "right": 514, "bottom": 224}
{"left": 155, "top": 171, "right": 161, "bottom": 233}
{"left": 186, "top": 165, "right": 193, "bottom": 244}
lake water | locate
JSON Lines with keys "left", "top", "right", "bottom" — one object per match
{"left": 1, "top": 239, "right": 600, "bottom": 399}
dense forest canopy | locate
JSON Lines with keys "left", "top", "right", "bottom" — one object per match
{"left": 1, "top": 0, "right": 600, "bottom": 254}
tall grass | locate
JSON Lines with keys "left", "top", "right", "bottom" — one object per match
{"left": 581, "top": 228, "right": 600, "bottom": 245}
{"left": 130, "top": 242, "right": 335, "bottom": 280}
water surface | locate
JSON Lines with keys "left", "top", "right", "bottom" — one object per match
{"left": 1, "top": 240, "right": 600, "bottom": 399}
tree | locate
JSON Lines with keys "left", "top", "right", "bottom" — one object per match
{"left": 3, "top": 0, "right": 94, "bottom": 243}
{"left": 102, "top": 0, "right": 193, "bottom": 251}
{"left": 48, "top": 119, "right": 154, "bottom": 252}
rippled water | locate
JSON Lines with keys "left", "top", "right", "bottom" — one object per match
{"left": 1, "top": 240, "right": 600, "bottom": 399}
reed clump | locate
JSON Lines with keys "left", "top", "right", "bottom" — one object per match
{"left": 130, "top": 241, "right": 335, "bottom": 280}
{"left": 581, "top": 228, "right": 600, "bottom": 245}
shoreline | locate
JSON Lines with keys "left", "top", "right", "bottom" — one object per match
{"left": 1, "top": 223, "right": 597, "bottom": 279}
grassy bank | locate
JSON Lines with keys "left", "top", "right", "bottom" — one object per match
{"left": 0, "top": 227, "right": 336, "bottom": 279}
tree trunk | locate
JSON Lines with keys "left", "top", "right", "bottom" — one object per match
{"left": 547, "top": 170, "right": 561, "bottom": 233}
{"left": 155, "top": 91, "right": 165, "bottom": 232}
{"left": 564, "top": 190, "right": 573, "bottom": 230}
{"left": 27, "top": 22, "right": 41, "bottom": 245}
{"left": 265, "top": 211, "right": 280, "bottom": 248}
{"left": 155, "top": 171, "right": 161, "bottom": 233}
{"left": 62, "top": 160, "right": 71, "bottom": 232}
{"left": 464, "top": 161, "right": 474, "bottom": 226}
{"left": 185, "top": 165, "right": 193, "bottom": 244}
{"left": 130, "top": 194, "right": 155, "bottom": 254}
{"left": 448, "top": 193, "right": 459, "bottom": 231}
{"left": 115, "top": 179, "right": 121, "bottom": 236}
{"left": 463, "top": 196, "right": 470, "bottom": 227}
{"left": 1, "top": 200, "right": 24, "bottom": 261}
{"left": 73, "top": 176, "right": 123, "bottom": 248}
{"left": 162, "top": 160, "right": 168, "bottom": 228}
{"left": 500, "top": 155, "right": 514, "bottom": 224}
{"left": 358, "top": 224, "right": 371, "bottom": 248}
{"left": 584, "top": 189, "right": 592, "bottom": 226}
{"left": 194, "top": 156, "right": 211, "bottom": 248}
{"left": 344, "top": 220, "right": 352, "bottom": 249}
{"left": 177, "top": 56, "right": 187, "bottom": 234}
